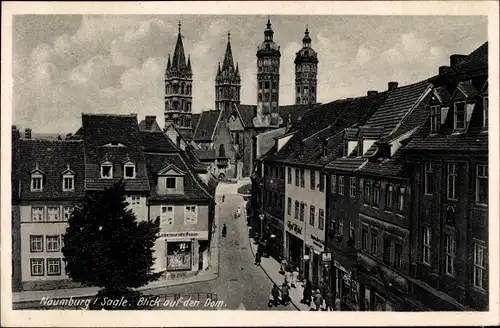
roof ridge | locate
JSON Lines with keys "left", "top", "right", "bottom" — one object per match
{"left": 20, "top": 139, "right": 83, "bottom": 143}
{"left": 82, "top": 113, "right": 137, "bottom": 118}
{"left": 176, "top": 153, "right": 213, "bottom": 198}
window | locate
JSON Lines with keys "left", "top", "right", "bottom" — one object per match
{"left": 299, "top": 202, "right": 306, "bottom": 221}
{"left": 287, "top": 167, "right": 292, "bottom": 184}
{"left": 338, "top": 176, "right": 344, "bottom": 195}
{"left": 185, "top": 205, "right": 197, "bottom": 224}
{"left": 124, "top": 163, "right": 136, "bottom": 179}
{"left": 364, "top": 180, "right": 372, "bottom": 204}
{"left": 338, "top": 218, "right": 344, "bottom": 236}
{"left": 394, "top": 242, "right": 403, "bottom": 269}
{"left": 473, "top": 243, "right": 487, "bottom": 289}
{"left": 160, "top": 206, "right": 174, "bottom": 225}
{"left": 318, "top": 209, "right": 325, "bottom": 230}
{"left": 476, "top": 164, "right": 488, "bottom": 205}
{"left": 30, "top": 258, "right": 44, "bottom": 276}
{"left": 383, "top": 235, "right": 391, "bottom": 265}
{"left": 47, "top": 207, "right": 60, "bottom": 221}
{"left": 349, "top": 220, "right": 355, "bottom": 240}
{"left": 447, "top": 164, "right": 458, "bottom": 200}
{"left": 166, "top": 177, "right": 176, "bottom": 189}
{"left": 310, "top": 170, "right": 316, "bottom": 190}
{"left": 287, "top": 197, "right": 292, "bottom": 216}
{"left": 349, "top": 177, "right": 356, "bottom": 198}
{"left": 63, "top": 207, "right": 73, "bottom": 220}
{"left": 454, "top": 101, "right": 466, "bottom": 131}
{"left": 430, "top": 105, "right": 441, "bottom": 133}
{"left": 371, "top": 229, "right": 379, "bottom": 256}
{"left": 444, "top": 233, "right": 456, "bottom": 276}
{"left": 300, "top": 169, "right": 305, "bottom": 188}
{"left": 385, "top": 185, "right": 393, "bottom": 209}
{"left": 373, "top": 183, "right": 380, "bottom": 207}
{"left": 280, "top": 166, "right": 285, "bottom": 180}
{"left": 295, "top": 168, "right": 300, "bottom": 186}
{"left": 309, "top": 205, "right": 315, "bottom": 226}
{"left": 101, "top": 163, "right": 113, "bottom": 179}
{"left": 319, "top": 173, "right": 325, "bottom": 192}
{"left": 294, "top": 201, "right": 299, "bottom": 219}
{"left": 31, "top": 206, "right": 44, "bottom": 221}
{"left": 422, "top": 227, "right": 431, "bottom": 265}
{"left": 47, "top": 258, "right": 61, "bottom": 276}
{"left": 30, "top": 235, "right": 43, "bottom": 252}
{"left": 31, "top": 174, "right": 43, "bottom": 191}
{"left": 424, "top": 162, "right": 434, "bottom": 195}
{"left": 63, "top": 175, "right": 74, "bottom": 191}
{"left": 483, "top": 96, "right": 488, "bottom": 129}
{"left": 331, "top": 175, "right": 337, "bottom": 194}
{"left": 362, "top": 226, "right": 368, "bottom": 251}
{"left": 46, "top": 236, "right": 61, "bottom": 252}
{"left": 396, "top": 187, "right": 405, "bottom": 213}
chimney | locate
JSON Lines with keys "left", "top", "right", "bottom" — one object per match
{"left": 388, "top": 82, "right": 398, "bottom": 91}
{"left": 450, "top": 54, "right": 467, "bottom": 68}
{"left": 367, "top": 90, "right": 378, "bottom": 96}
{"left": 439, "top": 65, "right": 450, "bottom": 75}
{"left": 145, "top": 116, "right": 156, "bottom": 130}
{"left": 24, "top": 128, "right": 32, "bottom": 139}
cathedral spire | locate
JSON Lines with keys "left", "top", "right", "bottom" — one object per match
{"left": 302, "top": 25, "right": 311, "bottom": 47}
{"left": 235, "top": 62, "right": 240, "bottom": 77}
{"left": 222, "top": 31, "right": 235, "bottom": 72}
{"left": 167, "top": 54, "right": 171, "bottom": 70}
{"left": 172, "top": 21, "right": 187, "bottom": 71}
{"left": 187, "top": 54, "right": 192, "bottom": 72}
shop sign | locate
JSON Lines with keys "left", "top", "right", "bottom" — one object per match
{"left": 158, "top": 231, "right": 208, "bottom": 240}
{"left": 321, "top": 252, "right": 333, "bottom": 262}
{"left": 286, "top": 221, "right": 302, "bottom": 235}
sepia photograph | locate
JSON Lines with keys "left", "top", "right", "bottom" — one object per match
{"left": 1, "top": 1, "right": 499, "bottom": 327}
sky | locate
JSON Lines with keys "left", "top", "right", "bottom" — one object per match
{"left": 11, "top": 15, "right": 487, "bottom": 133}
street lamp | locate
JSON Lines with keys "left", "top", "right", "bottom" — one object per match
{"left": 259, "top": 214, "right": 265, "bottom": 237}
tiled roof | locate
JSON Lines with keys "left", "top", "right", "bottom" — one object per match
{"left": 191, "top": 113, "right": 201, "bottom": 131}
{"left": 145, "top": 153, "right": 212, "bottom": 201}
{"left": 454, "top": 42, "right": 488, "bottom": 74}
{"left": 267, "top": 92, "right": 388, "bottom": 166}
{"left": 192, "top": 110, "right": 221, "bottom": 142}
{"left": 18, "top": 140, "right": 86, "bottom": 200}
{"left": 237, "top": 104, "right": 256, "bottom": 128}
{"left": 326, "top": 157, "right": 366, "bottom": 172}
{"left": 138, "top": 117, "right": 162, "bottom": 132}
{"left": 141, "top": 131, "right": 179, "bottom": 153}
{"left": 255, "top": 127, "right": 286, "bottom": 160}
{"left": 193, "top": 149, "right": 217, "bottom": 160}
{"left": 81, "top": 114, "right": 150, "bottom": 192}
{"left": 358, "top": 151, "right": 407, "bottom": 177}
{"left": 456, "top": 80, "right": 478, "bottom": 99}
{"left": 433, "top": 86, "right": 451, "bottom": 103}
{"left": 364, "top": 80, "right": 431, "bottom": 138}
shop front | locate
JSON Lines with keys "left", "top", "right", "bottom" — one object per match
{"left": 285, "top": 220, "right": 304, "bottom": 270}
{"left": 263, "top": 212, "right": 284, "bottom": 261}
{"left": 305, "top": 233, "right": 325, "bottom": 288}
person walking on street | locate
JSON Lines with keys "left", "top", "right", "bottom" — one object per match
{"left": 271, "top": 284, "right": 280, "bottom": 307}
{"left": 284, "top": 269, "right": 292, "bottom": 288}
{"left": 221, "top": 224, "right": 227, "bottom": 237}
{"left": 291, "top": 267, "right": 298, "bottom": 288}
{"left": 255, "top": 251, "right": 262, "bottom": 266}
{"left": 335, "top": 294, "right": 342, "bottom": 311}
{"left": 281, "top": 283, "right": 290, "bottom": 305}
{"left": 280, "top": 258, "right": 288, "bottom": 274}
{"left": 325, "top": 290, "right": 334, "bottom": 311}
{"left": 302, "top": 280, "right": 312, "bottom": 307}
{"left": 313, "top": 289, "right": 323, "bottom": 311}
{"left": 221, "top": 194, "right": 225, "bottom": 203}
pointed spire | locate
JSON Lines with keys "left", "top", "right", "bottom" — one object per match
{"left": 235, "top": 62, "right": 240, "bottom": 76}
{"left": 222, "top": 31, "right": 235, "bottom": 72}
{"left": 302, "top": 24, "right": 311, "bottom": 47}
{"left": 172, "top": 21, "right": 187, "bottom": 71}
{"left": 217, "top": 62, "right": 221, "bottom": 76}
{"left": 167, "top": 54, "right": 171, "bottom": 70}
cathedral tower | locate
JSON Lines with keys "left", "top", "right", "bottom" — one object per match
{"left": 215, "top": 32, "right": 241, "bottom": 114}
{"left": 254, "top": 17, "right": 282, "bottom": 127}
{"left": 294, "top": 26, "right": 318, "bottom": 105}
{"left": 165, "top": 22, "right": 193, "bottom": 139}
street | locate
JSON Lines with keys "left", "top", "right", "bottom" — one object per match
{"left": 143, "top": 182, "right": 293, "bottom": 311}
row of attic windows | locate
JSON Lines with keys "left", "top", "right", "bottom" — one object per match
{"left": 429, "top": 96, "right": 488, "bottom": 134}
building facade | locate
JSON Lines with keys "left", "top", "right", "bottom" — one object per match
{"left": 165, "top": 23, "right": 193, "bottom": 140}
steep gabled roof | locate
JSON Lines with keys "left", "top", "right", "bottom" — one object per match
{"left": 192, "top": 110, "right": 222, "bottom": 142}
{"left": 191, "top": 113, "right": 201, "bottom": 131}
{"left": 237, "top": 104, "right": 257, "bottom": 128}
{"left": 141, "top": 131, "right": 179, "bottom": 153}
{"left": 18, "top": 140, "right": 85, "bottom": 200}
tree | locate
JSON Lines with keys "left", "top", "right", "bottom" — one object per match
{"left": 62, "top": 180, "right": 161, "bottom": 297}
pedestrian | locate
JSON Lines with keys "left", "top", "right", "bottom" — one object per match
{"left": 335, "top": 294, "right": 342, "bottom": 311}
{"left": 221, "top": 194, "right": 225, "bottom": 203}
{"left": 291, "top": 267, "right": 298, "bottom": 288}
{"left": 325, "top": 290, "right": 334, "bottom": 311}
{"left": 302, "top": 280, "right": 312, "bottom": 307}
{"left": 318, "top": 278, "right": 326, "bottom": 297}
{"left": 271, "top": 284, "right": 280, "bottom": 307}
{"left": 255, "top": 251, "right": 262, "bottom": 266}
{"left": 221, "top": 224, "right": 227, "bottom": 237}
{"left": 284, "top": 269, "right": 292, "bottom": 287}
{"left": 280, "top": 257, "right": 288, "bottom": 274}
{"left": 313, "top": 289, "right": 323, "bottom": 311}
{"left": 281, "top": 283, "right": 290, "bottom": 305}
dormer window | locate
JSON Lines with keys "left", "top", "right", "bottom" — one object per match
{"left": 30, "top": 165, "right": 44, "bottom": 192}
{"left": 62, "top": 164, "right": 75, "bottom": 191}
{"left": 124, "top": 162, "right": 136, "bottom": 179}
{"left": 483, "top": 96, "right": 488, "bottom": 129}
{"left": 454, "top": 101, "right": 466, "bottom": 132}
{"left": 430, "top": 105, "right": 441, "bottom": 134}
{"left": 101, "top": 162, "right": 113, "bottom": 179}
{"left": 166, "top": 177, "right": 176, "bottom": 189}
